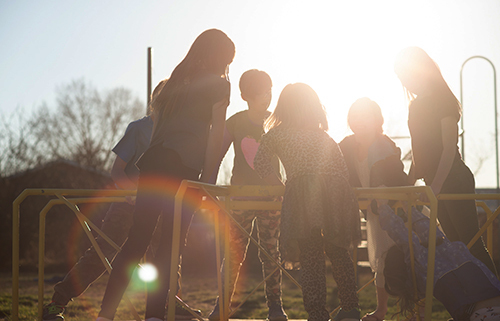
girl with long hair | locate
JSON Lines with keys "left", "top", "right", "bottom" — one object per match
{"left": 254, "top": 83, "right": 361, "bottom": 321}
{"left": 96, "top": 29, "right": 235, "bottom": 321}
{"left": 394, "top": 46, "right": 497, "bottom": 276}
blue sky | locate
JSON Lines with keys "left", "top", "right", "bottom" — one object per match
{"left": 1, "top": 0, "right": 500, "bottom": 186}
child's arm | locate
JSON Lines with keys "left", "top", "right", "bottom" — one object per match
{"left": 262, "top": 172, "right": 284, "bottom": 186}
{"left": 408, "top": 162, "right": 417, "bottom": 185}
{"left": 378, "top": 203, "right": 421, "bottom": 250}
{"left": 254, "top": 133, "right": 284, "bottom": 186}
{"left": 111, "top": 156, "right": 137, "bottom": 190}
{"left": 207, "top": 126, "right": 233, "bottom": 184}
{"left": 409, "top": 207, "right": 446, "bottom": 246}
{"left": 200, "top": 96, "right": 230, "bottom": 183}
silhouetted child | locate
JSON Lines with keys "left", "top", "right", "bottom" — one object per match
{"left": 339, "top": 97, "right": 408, "bottom": 321}
{"left": 394, "top": 46, "right": 497, "bottom": 276}
{"left": 208, "top": 69, "right": 287, "bottom": 321}
{"left": 254, "top": 83, "right": 361, "bottom": 321}
{"left": 372, "top": 198, "right": 500, "bottom": 321}
{"left": 44, "top": 80, "right": 201, "bottom": 321}
{"left": 96, "top": 29, "right": 235, "bottom": 321}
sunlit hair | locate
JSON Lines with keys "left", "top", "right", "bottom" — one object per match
{"left": 394, "top": 46, "right": 461, "bottom": 116}
{"left": 151, "top": 29, "right": 235, "bottom": 121}
{"left": 147, "top": 79, "right": 167, "bottom": 115}
{"left": 239, "top": 69, "right": 272, "bottom": 99}
{"left": 384, "top": 245, "right": 421, "bottom": 318}
{"left": 347, "top": 97, "right": 384, "bottom": 134}
{"left": 265, "top": 83, "right": 328, "bottom": 131}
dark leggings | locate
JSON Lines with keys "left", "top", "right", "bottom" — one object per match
{"left": 435, "top": 160, "right": 497, "bottom": 276}
{"left": 298, "top": 231, "right": 359, "bottom": 321}
{"left": 98, "top": 146, "right": 200, "bottom": 320}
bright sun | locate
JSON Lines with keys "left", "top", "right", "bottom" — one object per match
{"left": 254, "top": 0, "right": 417, "bottom": 142}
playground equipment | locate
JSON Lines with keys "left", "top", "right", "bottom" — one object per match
{"left": 11, "top": 184, "right": 500, "bottom": 321}
{"left": 460, "top": 55, "right": 498, "bottom": 190}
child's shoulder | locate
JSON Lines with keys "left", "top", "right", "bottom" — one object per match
{"left": 227, "top": 110, "right": 248, "bottom": 122}
{"left": 126, "top": 116, "right": 153, "bottom": 131}
{"left": 339, "top": 134, "right": 356, "bottom": 146}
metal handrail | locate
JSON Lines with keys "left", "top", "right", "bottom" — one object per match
{"left": 460, "top": 56, "right": 498, "bottom": 190}
{"left": 12, "top": 186, "right": 500, "bottom": 321}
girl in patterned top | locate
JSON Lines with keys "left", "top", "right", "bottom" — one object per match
{"left": 254, "top": 83, "right": 361, "bottom": 321}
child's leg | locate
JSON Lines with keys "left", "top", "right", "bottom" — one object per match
{"left": 255, "top": 210, "right": 282, "bottom": 306}
{"left": 324, "top": 242, "right": 359, "bottom": 312}
{"left": 222, "top": 209, "right": 257, "bottom": 301}
{"left": 362, "top": 272, "right": 388, "bottom": 320}
{"left": 298, "top": 233, "right": 330, "bottom": 321}
{"left": 52, "top": 202, "right": 134, "bottom": 306}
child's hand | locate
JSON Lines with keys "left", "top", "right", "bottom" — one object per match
{"left": 125, "top": 196, "right": 136, "bottom": 206}
{"left": 370, "top": 198, "right": 388, "bottom": 215}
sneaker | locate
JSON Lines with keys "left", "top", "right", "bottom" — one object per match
{"left": 267, "top": 302, "right": 288, "bottom": 321}
{"left": 170, "top": 300, "right": 203, "bottom": 320}
{"left": 333, "top": 308, "right": 360, "bottom": 321}
{"left": 42, "top": 301, "right": 65, "bottom": 321}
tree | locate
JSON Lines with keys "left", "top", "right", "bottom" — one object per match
{"left": 0, "top": 79, "right": 144, "bottom": 176}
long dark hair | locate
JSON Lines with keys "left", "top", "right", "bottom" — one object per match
{"left": 151, "top": 29, "right": 235, "bottom": 123}
{"left": 394, "top": 46, "right": 461, "bottom": 118}
{"left": 384, "top": 245, "right": 421, "bottom": 318}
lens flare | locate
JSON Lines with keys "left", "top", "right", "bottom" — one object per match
{"left": 138, "top": 263, "right": 158, "bottom": 282}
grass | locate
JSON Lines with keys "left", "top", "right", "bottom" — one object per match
{"left": 1, "top": 267, "right": 453, "bottom": 321}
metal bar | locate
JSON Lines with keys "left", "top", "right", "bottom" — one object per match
{"left": 439, "top": 193, "right": 500, "bottom": 200}
{"left": 214, "top": 210, "right": 225, "bottom": 321}
{"left": 53, "top": 194, "right": 142, "bottom": 321}
{"left": 460, "top": 56, "right": 498, "bottom": 189}
{"left": 229, "top": 265, "right": 281, "bottom": 318}
{"left": 423, "top": 187, "right": 438, "bottom": 321}
{"left": 12, "top": 189, "right": 39, "bottom": 321}
{"left": 167, "top": 181, "right": 189, "bottom": 321}
{"left": 203, "top": 189, "right": 302, "bottom": 290}
{"left": 223, "top": 195, "right": 231, "bottom": 321}
{"left": 329, "top": 277, "right": 375, "bottom": 317}
{"left": 147, "top": 47, "right": 153, "bottom": 114}
{"left": 468, "top": 206, "right": 500, "bottom": 250}
{"left": 38, "top": 201, "right": 48, "bottom": 321}
{"left": 476, "top": 202, "right": 495, "bottom": 257}
{"left": 406, "top": 198, "right": 421, "bottom": 321}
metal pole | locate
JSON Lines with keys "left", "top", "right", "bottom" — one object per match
{"left": 460, "top": 56, "right": 498, "bottom": 190}
{"left": 147, "top": 47, "right": 153, "bottom": 115}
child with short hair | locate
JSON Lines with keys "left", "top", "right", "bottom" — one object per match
{"left": 339, "top": 97, "right": 408, "bottom": 321}
{"left": 254, "top": 83, "right": 361, "bottom": 321}
{"left": 208, "top": 69, "right": 287, "bottom": 321}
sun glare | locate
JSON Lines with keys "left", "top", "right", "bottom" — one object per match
{"left": 260, "top": 0, "right": 419, "bottom": 142}
{"left": 138, "top": 263, "right": 158, "bottom": 282}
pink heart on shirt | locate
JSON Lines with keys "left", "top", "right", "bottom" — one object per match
{"left": 241, "top": 136, "right": 260, "bottom": 169}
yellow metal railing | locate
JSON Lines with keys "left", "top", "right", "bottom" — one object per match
{"left": 12, "top": 189, "right": 135, "bottom": 321}
{"left": 12, "top": 188, "right": 207, "bottom": 321}
{"left": 11, "top": 186, "right": 500, "bottom": 321}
